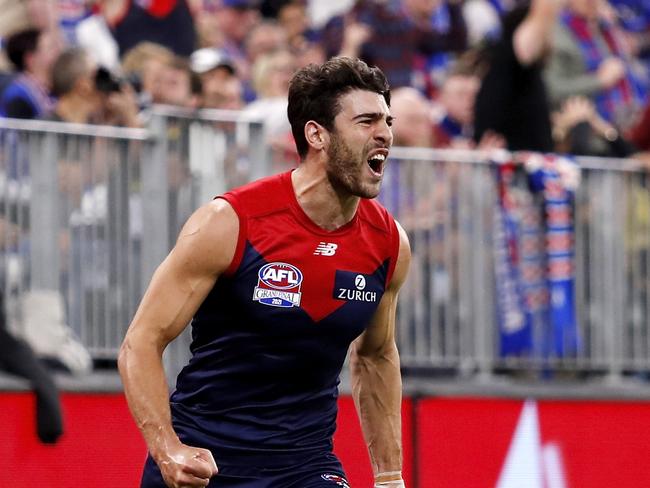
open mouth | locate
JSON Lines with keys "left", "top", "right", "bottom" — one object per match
{"left": 367, "top": 153, "right": 386, "bottom": 175}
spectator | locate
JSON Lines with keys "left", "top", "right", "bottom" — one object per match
{"left": 244, "top": 48, "right": 295, "bottom": 135}
{"left": 292, "top": 38, "right": 326, "bottom": 68}
{"left": 243, "top": 20, "right": 288, "bottom": 101}
{"left": 245, "top": 20, "right": 288, "bottom": 66}
{"left": 97, "top": 73, "right": 143, "bottom": 128}
{"left": 0, "top": 300, "right": 64, "bottom": 444}
{"left": 190, "top": 47, "right": 244, "bottom": 109}
{"left": 544, "top": 0, "right": 647, "bottom": 130}
{"left": 552, "top": 95, "right": 638, "bottom": 157}
{"left": 99, "top": 0, "right": 197, "bottom": 57}
{"left": 390, "top": 86, "right": 436, "bottom": 148}
{"left": 46, "top": 46, "right": 102, "bottom": 123}
{"left": 0, "top": 28, "right": 62, "bottom": 119}
{"left": 121, "top": 41, "right": 175, "bottom": 106}
{"left": 277, "top": 0, "right": 319, "bottom": 50}
{"left": 157, "top": 56, "right": 196, "bottom": 108}
{"left": 73, "top": 1, "right": 121, "bottom": 72}
{"left": 402, "top": 0, "right": 480, "bottom": 95}
{"left": 0, "top": 0, "right": 59, "bottom": 71}
{"left": 0, "top": 71, "right": 12, "bottom": 98}
{"left": 57, "top": 0, "right": 93, "bottom": 44}
{"left": 47, "top": 45, "right": 141, "bottom": 127}
{"left": 433, "top": 62, "right": 481, "bottom": 148}
{"left": 609, "top": 0, "right": 650, "bottom": 73}
{"left": 474, "top": 0, "right": 561, "bottom": 152}
{"left": 194, "top": 0, "right": 224, "bottom": 48}
{"left": 215, "top": 0, "right": 262, "bottom": 80}
{"left": 243, "top": 48, "right": 296, "bottom": 168}
{"left": 322, "top": 0, "right": 467, "bottom": 89}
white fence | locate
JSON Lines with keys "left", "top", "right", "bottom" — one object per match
{"left": 1, "top": 111, "right": 649, "bottom": 384}
{"left": 382, "top": 148, "right": 650, "bottom": 379}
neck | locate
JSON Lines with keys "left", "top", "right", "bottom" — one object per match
{"left": 291, "top": 158, "right": 360, "bottom": 232}
{"left": 25, "top": 69, "right": 49, "bottom": 90}
{"left": 55, "top": 95, "right": 95, "bottom": 123}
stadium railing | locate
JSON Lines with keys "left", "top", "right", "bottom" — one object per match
{"left": 0, "top": 111, "right": 648, "bottom": 385}
{"left": 383, "top": 148, "right": 650, "bottom": 382}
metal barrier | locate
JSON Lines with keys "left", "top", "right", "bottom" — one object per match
{"left": 0, "top": 109, "right": 267, "bottom": 378}
{"left": 382, "top": 148, "right": 650, "bottom": 380}
{"left": 1, "top": 112, "right": 649, "bottom": 384}
{"left": 575, "top": 156, "right": 650, "bottom": 378}
{"left": 0, "top": 120, "right": 153, "bottom": 362}
{"left": 379, "top": 148, "right": 497, "bottom": 377}
{"left": 145, "top": 106, "right": 271, "bottom": 375}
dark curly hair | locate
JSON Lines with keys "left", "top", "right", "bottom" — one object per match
{"left": 287, "top": 56, "right": 390, "bottom": 159}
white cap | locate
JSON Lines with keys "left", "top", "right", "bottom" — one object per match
{"left": 190, "top": 48, "right": 236, "bottom": 75}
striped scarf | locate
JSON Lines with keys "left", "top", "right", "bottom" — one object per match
{"left": 525, "top": 154, "right": 580, "bottom": 358}
{"left": 494, "top": 154, "right": 580, "bottom": 359}
{"left": 493, "top": 160, "right": 537, "bottom": 357}
{"left": 561, "top": 11, "right": 646, "bottom": 125}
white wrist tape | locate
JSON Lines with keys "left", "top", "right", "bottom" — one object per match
{"left": 374, "top": 481, "right": 405, "bottom": 488}
{"left": 374, "top": 470, "right": 405, "bottom": 487}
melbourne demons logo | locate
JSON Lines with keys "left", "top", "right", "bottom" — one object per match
{"left": 253, "top": 262, "right": 303, "bottom": 308}
{"left": 321, "top": 474, "right": 350, "bottom": 487}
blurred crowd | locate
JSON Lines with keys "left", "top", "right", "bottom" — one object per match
{"left": 0, "top": 0, "right": 649, "bottom": 160}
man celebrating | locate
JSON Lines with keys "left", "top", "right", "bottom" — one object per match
{"left": 119, "top": 56, "right": 410, "bottom": 488}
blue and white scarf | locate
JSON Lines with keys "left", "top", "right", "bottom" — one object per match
{"left": 494, "top": 154, "right": 580, "bottom": 358}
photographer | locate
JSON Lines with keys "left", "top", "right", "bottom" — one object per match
{"left": 45, "top": 46, "right": 142, "bottom": 128}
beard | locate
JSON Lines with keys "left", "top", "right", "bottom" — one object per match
{"left": 325, "top": 131, "right": 382, "bottom": 199}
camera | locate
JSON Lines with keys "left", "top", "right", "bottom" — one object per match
{"left": 94, "top": 67, "right": 123, "bottom": 93}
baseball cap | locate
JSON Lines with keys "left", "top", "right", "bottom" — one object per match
{"left": 190, "top": 48, "right": 236, "bottom": 75}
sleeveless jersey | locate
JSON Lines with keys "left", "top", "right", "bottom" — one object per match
{"left": 170, "top": 171, "right": 400, "bottom": 465}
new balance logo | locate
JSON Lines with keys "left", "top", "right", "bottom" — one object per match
{"left": 314, "top": 242, "right": 338, "bottom": 256}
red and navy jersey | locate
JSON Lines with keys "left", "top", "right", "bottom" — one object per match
{"left": 170, "top": 171, "right": 400, "bottom": 464}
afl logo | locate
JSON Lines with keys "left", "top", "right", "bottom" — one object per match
{"left": 258, "top": 262, "right": 303, "bottom": 289}
{"left": 253, "top": 262, "right": 303, "bottom": 308}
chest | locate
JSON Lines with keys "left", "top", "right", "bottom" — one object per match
{"left": 232, "top": 215, "right": 391, "bottom": 328}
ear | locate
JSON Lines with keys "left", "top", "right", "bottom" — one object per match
{"left": 304, "top": 120, "right": 328, "bottom": 152}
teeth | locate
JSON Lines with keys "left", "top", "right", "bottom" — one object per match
{"left": 369, "top": 154, "right": 386, "bottom": 162}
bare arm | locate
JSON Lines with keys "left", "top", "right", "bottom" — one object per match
{"left": 513, "top": 0, "right": 563, "bottom": 66}
{"left": 349, "top": 222, "right": 411, "bottom": 487}
{"left": 118, "top": 198, "right": 238, "bottom": 488}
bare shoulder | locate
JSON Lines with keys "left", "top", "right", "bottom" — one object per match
{"left": 171, "top": 198, "right": 240, "bottom": 278}
{"left": 388, "top": 220, "right": 411, "bottom": 293}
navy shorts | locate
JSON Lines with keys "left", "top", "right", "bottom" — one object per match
{"left": 140, "top": 451, "right": 351, "bottom": 488}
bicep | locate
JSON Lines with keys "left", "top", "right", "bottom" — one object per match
{"left": 125, "top": 199, "right": 239, "bottom": 349}
{"left": 353, "top": 222, "right": 411, "bottom": 356}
